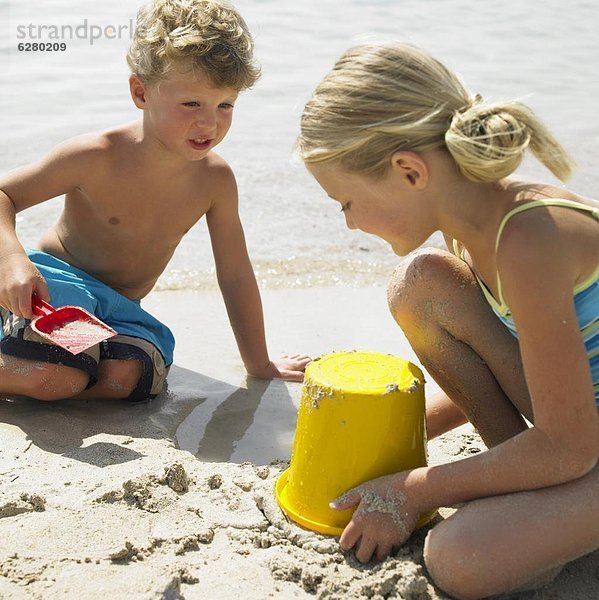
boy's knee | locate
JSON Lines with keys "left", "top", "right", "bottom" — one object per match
{"left": 95, "top": 359, "right": 143, "bottom": 399}
{"left": 387, "top": 248, "right": 455, "bottom": 327}
{"left": 26, "top": 364, "right": 90, "bottom": 401}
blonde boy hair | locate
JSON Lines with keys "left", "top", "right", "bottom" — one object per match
{"left": 298, "top": 42, "right": 573, "bottom": 182}
{"left": 127, "top": 0, "right": 260, "bottom": 89}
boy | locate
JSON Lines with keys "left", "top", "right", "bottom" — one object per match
{"left": 0, "top": 0, "right": 309, "bottom": 402}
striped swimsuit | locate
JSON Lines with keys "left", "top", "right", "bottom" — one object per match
{"left": 453, "top": 199, "right": 599, "bottom": 404}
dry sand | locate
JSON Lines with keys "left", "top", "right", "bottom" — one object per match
{"left": 1, "top": 286, "right": 597, "bottom": 599}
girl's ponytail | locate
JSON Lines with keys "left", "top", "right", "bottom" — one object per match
{"left": 445, "top": 99, "right": 574, "bottom": 182}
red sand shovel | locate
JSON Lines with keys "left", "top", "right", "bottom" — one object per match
{"left": 31, "top": 294, "right": 117, "bottom": 355}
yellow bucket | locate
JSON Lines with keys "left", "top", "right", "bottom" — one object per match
{"left": 276, "top": 350, "right": 434, "bottom": 535}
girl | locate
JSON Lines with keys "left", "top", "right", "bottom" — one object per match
{"left": 297, "top": 42, "right": 598, "bottom": 599}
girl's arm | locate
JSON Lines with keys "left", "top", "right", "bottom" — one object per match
{"left": 336, "top": 214, "right": 598, "bottom": 561}
{"left": 417, "top": 224, "right": 598, "bottom": 504}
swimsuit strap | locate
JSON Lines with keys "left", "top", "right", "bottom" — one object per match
{"left": 452, "top": 238, "right": 463, "bottom": 259}
{"left": 494, "top": 199, "right": 599, "bottom": 308}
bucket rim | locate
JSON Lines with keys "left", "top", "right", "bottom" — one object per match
{"left": 275, "top": 468, "right": 438, "bottom": 536}
{"left": 275, "top": 468, "right": 344, "bottom": 536}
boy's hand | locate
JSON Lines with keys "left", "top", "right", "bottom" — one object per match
{"left": 250, "top": 354, "right": 311, "bottom": 382}
{"left": 0, "top": 253, "right": 49, "bottom": 319}
{"left": 330, "top": 472, "right": 420, "bottom": 563}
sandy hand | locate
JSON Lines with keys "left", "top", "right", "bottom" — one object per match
{"left": 330, "top": 473, "right": 418, "bottom": 563}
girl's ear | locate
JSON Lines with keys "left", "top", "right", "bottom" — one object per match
{"left": 129, "top": 74, "right": 148, "bottom": 109}
{"left": 390, "top": 151, "right": 429, "bottom": 190}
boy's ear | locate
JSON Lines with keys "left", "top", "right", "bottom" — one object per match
{"left": 129, "top": 74, "right": 148, "bottom": 109}
{"left": 390, "top": 151, "right": 429, "bottom": 190}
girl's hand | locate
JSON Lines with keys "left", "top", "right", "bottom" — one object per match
{"left": 0, "top": 253, "right": 49, "bottom": 319}
{"left": 330, "top": 472, "right": 421, "bottom": 563}
{"left": 250, "top": 354, "right": 311, "bottom": 382}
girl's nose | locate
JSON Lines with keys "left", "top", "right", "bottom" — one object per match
{"left": 344, "top": 212, "right": 357, "bottom": 230}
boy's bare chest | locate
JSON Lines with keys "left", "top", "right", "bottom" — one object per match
{"left": 43, "top": 177, "right": 213, "bottom": 298}
{"left": 68, "top": 174, "right": 211, "bottom": 243}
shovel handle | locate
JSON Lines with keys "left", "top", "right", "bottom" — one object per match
{"left": 31, "top": 294, "right": 55, "bottom": 317}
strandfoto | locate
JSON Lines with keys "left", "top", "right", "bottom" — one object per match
{"left": 16, "top": 19, "right": 136, "bottom": 45}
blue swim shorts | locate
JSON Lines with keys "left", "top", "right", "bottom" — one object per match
{"left": 0, "top": 249, "right": 175, "bottom": 401}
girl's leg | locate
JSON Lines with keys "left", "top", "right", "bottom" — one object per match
{"left": 423, "top": 463, "right": 599, "bottom": 599}
{"left": 387, "top": 248, "right": 532, "bottom": 447}
{"left": 426, "top": 389, "right": 469, "bottom": 439}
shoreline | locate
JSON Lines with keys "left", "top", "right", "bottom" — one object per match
{"left": 0, "top": 286, "right": 597, "bottom": 599}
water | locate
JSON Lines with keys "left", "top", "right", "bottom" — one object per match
{"left": 1, "top": 0, "right": 598, "bottom": 291}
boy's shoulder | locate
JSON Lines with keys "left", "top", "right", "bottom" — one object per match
{"left": 46, "top": 123, "right": 135, "bottom": 168}
{"left": 197, "top": 151, "right": 237, "bottom": 197}
{"left": 202, "top": 151, "right": 235, "bottom": 179}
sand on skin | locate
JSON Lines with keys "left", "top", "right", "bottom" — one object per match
{"left": 0, "top": 286, "right": 597, "bottom": 599}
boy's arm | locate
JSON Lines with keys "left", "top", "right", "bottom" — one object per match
{"left": 0, "top": 136, "right": 94, "bottom": 317}
{"left": 206, "top": 161, "right": 308, "bottom": 381}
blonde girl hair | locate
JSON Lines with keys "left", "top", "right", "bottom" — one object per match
{"left": 298, "top": 42, "right": 573, "bottom": 182}
{"left": 126, "top": 0, "right": 260, "bottom": 89}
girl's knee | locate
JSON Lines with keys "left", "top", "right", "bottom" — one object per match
{"left": 423, "top": 504, "right": 557, "bottom": 600}
{"left": 387, "top": 248, "right": 461, "bottom": 327}
{"left": 424, "top": 527, "right": 472, "bottom": 600}
{"left": 423, "top": 518, "right": 488, "bottom": 600}
{"left": 26, "top": 364, "right": 90, "bottom": 401}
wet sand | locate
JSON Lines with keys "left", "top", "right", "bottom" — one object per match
{"left": 0, "top": 286, "right": 597, "bottom": 599}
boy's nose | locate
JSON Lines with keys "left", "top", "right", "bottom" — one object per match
{"left": 196, "top": 111, "right": 217, "bottom": 129}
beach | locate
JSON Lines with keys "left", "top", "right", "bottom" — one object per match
{"left": 1, "top": 286, "right": 597, "bottom": 599}
{"left": 1, "top": 0, "right": 599, "bottom": 597}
